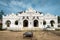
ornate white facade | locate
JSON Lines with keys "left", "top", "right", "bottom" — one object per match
{"left": 2, "top": 8, "right": 58, "bottom": 31}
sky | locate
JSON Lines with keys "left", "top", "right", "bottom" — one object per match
{"left": 0, "top": 0, "right": 60, "bottom": 16}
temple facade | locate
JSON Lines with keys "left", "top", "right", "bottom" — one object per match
{"left": 2, "top": 8, "right": 58, "bottom": 31}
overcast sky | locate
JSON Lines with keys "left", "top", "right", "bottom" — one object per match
{"left": 0, "top": 0, "right": 60, "bottom": 16}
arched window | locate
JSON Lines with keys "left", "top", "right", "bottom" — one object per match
{"left": 23, "top": 16, "right": 25, "bottom": 19}
{"left": 37, "top": 16, "right": 39, "bottom": 19}
{"left": 50, "top": 20, "right": 55, "bottom": 27}
{"left": 33, "top": 20, "right": 38, "bottom": 27}
{"left": 27, "top": 16, "right": 29, "bottom": 19}
{"left": 15, "top": 20, "right": 18, "bottom": 25}
{"left": 33, "top": 16, "right": 35, "bottom": 19}
{"left": 23, "top": 20, "right": 28, "bottom": 27}
{"left": 5, "top": 20, "right": 11, "bottom": 27}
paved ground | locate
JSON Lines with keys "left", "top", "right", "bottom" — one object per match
{"left": 0, "top": 30, "right": 60, "bottom": 40}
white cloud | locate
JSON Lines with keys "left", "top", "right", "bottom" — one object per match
{"left": 9, "top": 0, "right": 32, "bottom": 9}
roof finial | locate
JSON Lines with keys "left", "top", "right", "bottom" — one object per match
{"left": 28, "top": 7, "right": 33, "bottom": 11}
{"left": 27, "top": 7, "right": 36, "bottom": 12}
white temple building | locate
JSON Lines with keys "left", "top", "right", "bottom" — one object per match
{"left": 2, "top": 8, "right": 58, "bottom": 31}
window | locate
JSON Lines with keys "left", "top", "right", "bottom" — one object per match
{"left": 33, "top": 17, "right": 35, "bottom": 19}
{"left": 27, "top": 16, "right": 29, "bottom": 19}
{"left": 23, "top": 16, "right": 25, "bottom": 19}
{"left": 15, "top": 20, "right": 18, "bottom": 25}
{"left": 37, "top": 17, "right": 39, "bottom": 19}
{"left": 36, "top": 11, "right": 37, "bottom": 13}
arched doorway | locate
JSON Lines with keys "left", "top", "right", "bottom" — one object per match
{"left": 34, "top": 20, "right": 38, "bottom": 27}
{"left": 43, "top": 20, "right": 46, "bottom": 27}
{"left": 23, "top": 20, "right": 28, "bottom": 27}
{"left": 5, "top": 20, "right": 11, "bottom": 27}
{"left": 50, "top": 20, "right": 55, "bottom": 27}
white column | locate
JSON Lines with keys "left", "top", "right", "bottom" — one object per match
{"left": 2, "top": 18, "right": 7, "bottom": 29}
{"left": 28, "top": 20, "right": 31, "bottom": 28}
{"left": 28, "top": 16, "right": 33, "bottom": 30}
{"left": 20, "top": 20, "right": 23, "bottom": 30}
{"left": 54, "top": 19, "right": 58, "bottom": 28}
{"left": 39, "top": 20, "right": 43, "bottom": 29}
{"left": 39, "top": 21, "right": 41, "bottom": 28}
{"left": 28, "top": 20, "right": 33, "bottom": 29}
{"left": 18, "top": 17, "right": 23, "bottom": 30}
{"left": 10, "top": 19, "right": 15, "bottom": 30}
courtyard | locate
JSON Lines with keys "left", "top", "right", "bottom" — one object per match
{"left": 0, "top": 30, "right": 60, "bottom": 40}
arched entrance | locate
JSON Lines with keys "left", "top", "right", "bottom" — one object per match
{"left": 23, "top": 20, "right": 28, "bottom": 27}
{"left": 5, "top": 20, "right": 11, "bottom": 27}
{"left": 50, "top": 20, "right": 55, "bottom": 27}
{"left": 43, "top": 20, "right": 46, "bottom": 27}
{"left": 33, "top": 20, "right": 38, "bottom": 27}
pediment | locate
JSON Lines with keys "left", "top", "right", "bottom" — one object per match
{"left": 18, "top": 8, "right": 43, "bottom": 16}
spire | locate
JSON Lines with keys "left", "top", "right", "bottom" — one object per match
{"left": 28, "top": 7, "right": 33, "bottom": 11}
{"left": 26, "top": 7, "right": 36, "bottom": 12}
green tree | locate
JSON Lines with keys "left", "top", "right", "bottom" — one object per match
{"left": 0, "top": 10, "right": 4, "bottom": 30}
{"left": 0, "top": 10, "right": 4, "bottom": 19}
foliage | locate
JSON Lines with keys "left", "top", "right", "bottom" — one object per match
{"left": 0, "top": 10, "right": 4, "bottom": 19}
